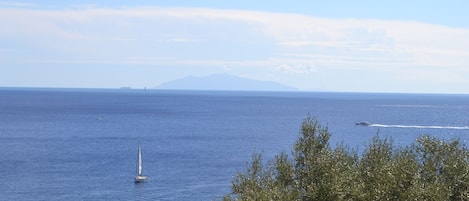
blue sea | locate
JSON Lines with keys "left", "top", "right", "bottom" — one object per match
{"left": 1, "top": 88, "right": 469, "bottom": 200}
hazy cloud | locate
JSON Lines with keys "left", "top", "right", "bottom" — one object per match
{"left": 1, "top": 6, "right": 469, "bottom": 92}
{"left": 276, "top": 64, "right": 317, "bottom": 74}
{"left": 0, "top": 1, "right": 35, "bottom": 8}
{"left": 1, "top": 7, "right": 468, "bottom": 66}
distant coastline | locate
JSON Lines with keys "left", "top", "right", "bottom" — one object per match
{"left": 0, "top": 87, "right": 469, "bottom": 97}
{"left": 1, "top": 87, "right": 469, "bottom": 98}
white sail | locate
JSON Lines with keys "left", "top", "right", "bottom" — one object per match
{"left": 137, "top": 145, "right": 143, "bottom": 176}
{"left": 135, "top": 144, "right": 147, "bottom": 182}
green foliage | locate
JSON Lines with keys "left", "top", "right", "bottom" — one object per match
{"left": 224, "top": 115, "right": 469, "bottom": 201}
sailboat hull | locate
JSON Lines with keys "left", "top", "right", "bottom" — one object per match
{"left": 134, "top": 175, "right": 147, "bottom": 183}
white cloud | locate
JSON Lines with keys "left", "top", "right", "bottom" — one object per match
{"left": 2, "top": 7, "right": 468, "bottom": 64}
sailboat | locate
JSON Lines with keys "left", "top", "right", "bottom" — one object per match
{"left": 134, "top": 144, "right": 147, "bottom": 183}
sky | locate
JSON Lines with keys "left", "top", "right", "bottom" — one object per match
{"left": 1, "top": 0, "right": 469, "bottom": 93}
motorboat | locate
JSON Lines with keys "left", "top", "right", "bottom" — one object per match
{"left": 355, "top": 121, "right": 370, "bottom": 126}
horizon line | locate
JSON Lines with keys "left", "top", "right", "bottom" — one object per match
{"left": 1, "top": 86, "right": 468, "bottom": 96}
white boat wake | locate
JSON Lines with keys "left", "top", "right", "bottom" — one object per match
{"left": 368, "top": 124, "right": 469, "bottom": 130}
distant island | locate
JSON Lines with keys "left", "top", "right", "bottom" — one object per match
{"left": 155, "top": 74, "right": 297, "bottom": 91}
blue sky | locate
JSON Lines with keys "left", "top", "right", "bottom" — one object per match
{"left": 1, "top": 0, "right": 469, "bottom": 93}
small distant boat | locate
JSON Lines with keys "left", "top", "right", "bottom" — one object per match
{"left": 355, "top": 121, "right": 370, "bottom": 126}
{"left": 134, "top": 144, "right": 147, "bottom": 183}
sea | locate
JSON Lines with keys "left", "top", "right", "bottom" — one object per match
{"left": 1, "top": 88, "right": 468, "bottom": 200}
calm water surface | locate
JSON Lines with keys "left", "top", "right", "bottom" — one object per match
{"left": 1, "top": 89, "right": 468, "bottom": 200}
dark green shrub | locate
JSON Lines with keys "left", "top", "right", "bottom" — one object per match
{"left": 224, "top": 115, "right": 469, "bottom": 201}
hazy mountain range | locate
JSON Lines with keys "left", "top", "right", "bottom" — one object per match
{"left": 155, "top": 74, "right": 297, "bottom": 91}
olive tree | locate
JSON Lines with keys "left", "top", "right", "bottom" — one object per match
{"left": 223, "top": 115, "right": 469, "bottom": 201}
